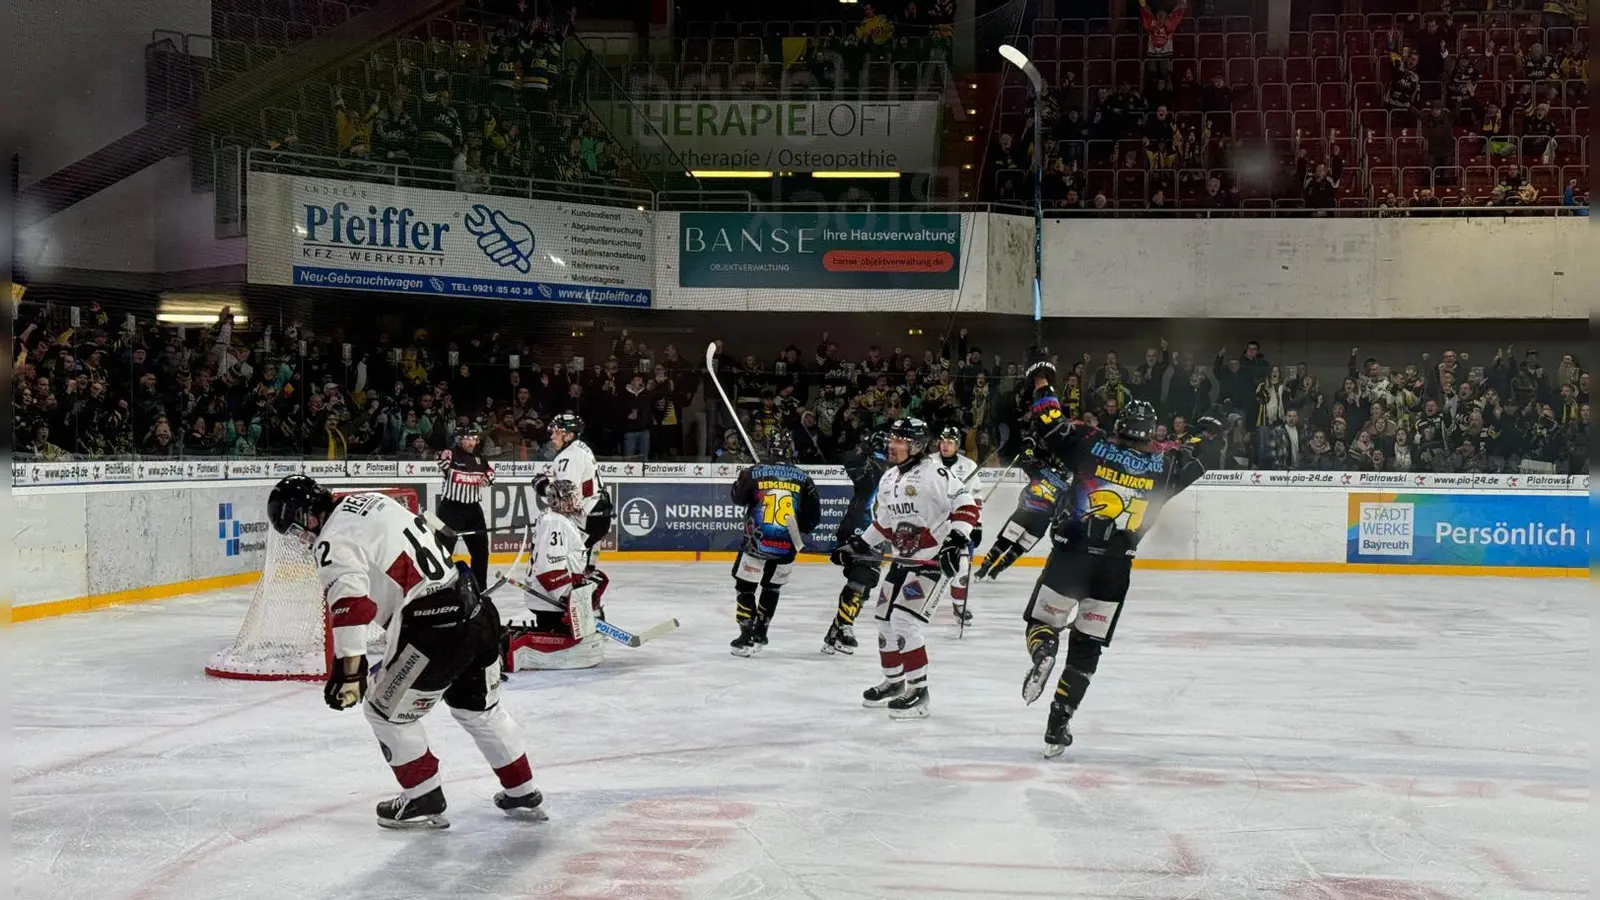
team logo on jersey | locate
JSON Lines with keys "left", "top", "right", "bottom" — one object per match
{"left": 619, "top": 498, "right": 659, "bottom": 537}
{"left": 905, "top": 486, "right": 917, "bottom": 497}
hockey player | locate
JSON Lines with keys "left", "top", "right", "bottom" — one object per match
{"left": 934, "top": 425, "right": 982, "bottom": 625}
{"left": 837, "top": 418, "right": 979, "bottom": 719}
{"left": 266, "top": 475, "right": 543, "bottom": 828}
{"left": 504, "top": 480, "right": 608, "bottom": 670}
{"left": 975, "top": 360, "right": 1070, "bottom": 581}
{"left": 1018, "top": 400, "right": 1210, "bottom": 757}
{"left": 535, "top": 413, "right": 613, "bottom": 553}
{"left": 729, "top": 430, "right": 822, "bottom": 657}
{"left": 822, "top": 431, "right": 887, "bottom": 655}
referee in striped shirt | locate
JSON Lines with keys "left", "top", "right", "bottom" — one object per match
{"left": 436, "top": 431, "right": 494, "bottom": 589}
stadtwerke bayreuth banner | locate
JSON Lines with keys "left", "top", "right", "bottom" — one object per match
{"left": 677, "top": 212, "right": 961, "bottom": 290}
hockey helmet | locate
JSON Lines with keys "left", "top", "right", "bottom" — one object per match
{"left": 936, "top": 424, "right": 962, "bottom": 455}
{"left": 764, "top": 428, "right": 795, "bottom": 461}
{"left": 1025, "top": 359, "right": 1057, "bottom": 386}
{"left": 886, "top": 417, "right": 931, "bottom": 457}
{"left": 547, "top": 479, "right": 583, "bottom": 515}
{"left": 1117, "top": 400, "right": 1159, "bottom": 442}
{"left": 267, "top": 474, "right": 336, "bottom": 543}
{"left": 549, "top": 412, "right": 584, "bottom": 436}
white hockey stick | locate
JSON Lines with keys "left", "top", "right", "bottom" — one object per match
{"left": 504, "top": 576, "right": 679, "bottom": 648}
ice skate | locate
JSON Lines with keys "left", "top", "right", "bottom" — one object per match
{"left": 821, "top": 622, "right": 857, "bottom": 655}
{"left": 494, "top": 788, "right": 549, "bottom": 821}
{"left": 730, "top": 623, "right": 758, "bottom": 658}
{"left": 1043, "top": 701, "right": 1075, "bottom": 758}
{"left": 1021, "top": 630, "right": 1059, "bottom": 705}
{"left": 887, "top": 686, "right": 930, "bottom": 719}
{"left": 751, "top": 616, "right": 771, "bottom": 653}
{"left": 862, "top": 679, "right": 906, "bottom": 707}
{"left": 376, "top": 786, "right": 449, "bottom": 829}
{"left": 951, "top": 603, "right": 973, "bottom": 626}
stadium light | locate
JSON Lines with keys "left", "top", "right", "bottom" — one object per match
{"left": 811, "top": 171, "right": 901, "bottom": 179}
{"left": 688, "top": 170, "right": 775, "bottom": 178}
{"left": 998, "top": 42, "right": 1045, "bottom": 334}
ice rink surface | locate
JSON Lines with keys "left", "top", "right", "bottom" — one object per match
{"left": 13, "top": 565, "right": 1589, "bottom": 900}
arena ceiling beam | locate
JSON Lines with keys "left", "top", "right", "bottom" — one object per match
{"left": 17, "top": 0, "right": 463, "bottom": 229}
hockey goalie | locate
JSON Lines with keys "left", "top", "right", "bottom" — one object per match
{"left": 505, "top": 480, "right": 609, "bottom": 671}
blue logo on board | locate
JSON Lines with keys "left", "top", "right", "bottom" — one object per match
{"left": 219, "top": 502, "right": 242, "bottom": 556}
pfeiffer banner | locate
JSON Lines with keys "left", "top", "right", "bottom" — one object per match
{"left": 598, "top": 100, "right": 942, "bottom": 173}
{"left": 247, "top": 174, "right": 654, "bottom": 307}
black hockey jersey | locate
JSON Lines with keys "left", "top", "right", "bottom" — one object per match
{"left": 1038, "top": 421, "right": 1206, "bottom": 557}
{"left": 835, "top": 443, "right": 885, "bottom": 544}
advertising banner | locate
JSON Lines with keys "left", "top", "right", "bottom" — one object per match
{"left": 614, "top": 481, "right": 852, "bottom": 553}
{"left": 248, "top": 173, "right": 653, "bottom": 307}
{"left": 1346, "top": 492, "right": 1588, "bottom": 568}
{"left": 601, "top": 100, "right": 941, "bottom": 173}
{"left": 678, "top": 212, "right": 961, "bottom": 289}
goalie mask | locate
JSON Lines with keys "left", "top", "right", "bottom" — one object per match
{"left": 267, "top": 474, "right": 336, "bottom": 546}
{"left": 547, "top": 479, "right": 584, "bottom": 516}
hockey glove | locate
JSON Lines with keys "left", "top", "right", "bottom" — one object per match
{"left": 970, "top": 525, "right": 984, "bottom": 551}
{"left": 830, "top": 535, "right": 873, "bottom": 567}
{"left": 323, "top": 656, "right": 368, "bottom": 711}
{"left": 531, "top": 473, "right": 552, "bottom": 504}
{"left": 938, "top": 531, "right": 969, "bottom": 578}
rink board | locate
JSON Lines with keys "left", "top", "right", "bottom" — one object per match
{"left": 11, "top": 465, "right": 1589, "bottom": 620}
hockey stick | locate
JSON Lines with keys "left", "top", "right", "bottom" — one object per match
{"left": 704, "top": 341, "right": 809, "bottom": 553}
{"left": 504, "top": 576, "right": 679, "bottom": 648}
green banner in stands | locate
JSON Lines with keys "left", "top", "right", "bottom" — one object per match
{"left": 677, "top": 212, "right": 961, "bottom": 289}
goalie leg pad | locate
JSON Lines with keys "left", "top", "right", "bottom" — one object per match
{"left": 504, "top": 627, "right": 604, "bottom": 670}
{"left": 365, "top": 700, "right": 441, "bottom": 800}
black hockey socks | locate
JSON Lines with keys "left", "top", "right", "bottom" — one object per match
{"left": 1055, "top": 632, "right": 1102, "bottom": 709}
{"left": 757, "top": 589, "right": 780, "bottom": 623}
{"left": 835, "top": 586, "right": 865, "bottom": 626}
{"left": 734, "top": 588, "right": 758, "bottom": 626}
{"left": 1026, "top": 623, "right": 1056, "bottom": 657}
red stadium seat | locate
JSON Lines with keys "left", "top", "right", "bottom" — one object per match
{"left": 1199, "top": 57, "right": 1225, "bottom": 83}
{"left": 1348, "top": 55, "right": 1379, "bottom": 83}
{"left": 1224, "top": 32, "right": 1252, "bottom": 58}
{"left": 1086, "top": 60, "right": 1113, "bottom": 85}
{"left": 1324, "top": 109, "right": 1352, "bottom": 136}
{"left": 1035, "top": 17, "right": 1058, "bottom": 34}
{"left": 1338, "top": 13, "right": 1363, "bottom": 32}
{"left": 1353, "top": 81, "right": 1384, "bottom": 110}
{"left": 1369, "top": 166, "right": 1399, "bottom": 199}
{"left": 1285, "top": 56, "right": 1313, "bottom": 84}
{"left": 1318, "top": 82, "right": 1349, "bottom": 110}
{"left": 1227, "top": 58, "right": 1254, "bottom": 85}
{"left": 1313, "top": 57, "right": 1343, "bottom": 84}
{"left": 1257, "top": 57, "right": 1284, "bottom": 82}
{"left": 1060, "top": 35, "right": 1083, "bottom": 61}
{"left": 1173, "top": 34, "right": 1196, "bottom": 58}
{"left": 1114, "top": 34, "right": 1141, "bottom": 59}
{"left": 1264, "top": 109, "right": 1292, "bottom": 135}
{"left": 1401, "top": 166, "right": 1433, "bottom": 194}
{"left": 1289, "top": 83, "right": 1318, "bottom": 110}
{"left": 1033, "top": 35, "right": 1057, "bottom": 60}
{"left": 1395, "top": 133, "right": 1425, "bottom": 167}
{"left": 1310, "top": 28, "right": 1339, "bottom": 55}
{"left": 1198, "top": 33, "right": 1225, "bottom": 59}
{"left": 1293, "top": 109, "right": 1323, "bottom": 136}
{"left": 1087, "top": 34, "right": 1112, "bottom": 59}
{"left": 1114, "top": 60, "right": 1142, "bottom": 86}
{"left": 1365, "top": 135, "right": 1395, "bottom": 166}
{"left": 1260, "top": 82, "right": 1288, "bottom": 110}
{"left": 1462, "top": 165, "right": 1497, "bottom": 200}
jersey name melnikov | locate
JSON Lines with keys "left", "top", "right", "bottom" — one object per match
{"left": 315, "top": 492, "right": 459, "bottom": 659}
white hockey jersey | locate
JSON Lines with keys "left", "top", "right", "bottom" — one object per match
{"left": 315, "top": 492, "right": 459, "bottom": 660}
{"left": 522, "top": 510, "right": 591, "bottom": 615}
{"left": 546, "top": 439, "right": 604, "bottom": 517}
{"left": 867, "top": 455, "right": 981, "bottom": 560}
{"left": 939, "top": 452, "right": 980, "bottom": 495}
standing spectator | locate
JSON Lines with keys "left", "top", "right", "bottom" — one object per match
{"left": 1137, "top": 0, "right": 1187, "bottom": 80}
{"left": 1386, "top": 51, "right": 1422, "bottom": 127}
{"left": 1302, "top": 162, "right": 1338, "bottom": 211}
{"left": 620, "top": 374, "right": 653, "bottom": 459}
{"left": 418, "top": 88, "right": 462, "bottom": 176}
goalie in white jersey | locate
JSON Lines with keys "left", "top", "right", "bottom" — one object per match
{"left": 504, "top": 480, "right": 609, "bottom": 670}
{"left": 267, "top": 475, "right": 544, "bottom": 829}
{"left": 835, "top": 418, "right": 980, "bottom": 719}
{"left": 934, "top": 425, "right": 982, "bottom": 627}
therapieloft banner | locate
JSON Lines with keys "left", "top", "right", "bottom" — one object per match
{"left": 247, "top": 173, "right": 653, "bottom": 307}
{"left": 1346, "top": 493, "right": 1588, "bottom": 568}
{"left": 678, "top": 212, "right": 961, "bottom": 289}
{"left": 599, "top": 100, "right": 941, "bottom": 173}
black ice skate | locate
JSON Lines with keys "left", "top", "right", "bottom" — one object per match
{"left": 751, "top": 616, "right": 772, "bottom": 653}
{"left": 1021, "top": 630, "right": 1060, "bottom": 705}
{"left": 730, "top": 623, "right": 758, "bottom": 658}
{"left": 494, "top": 788, "right": 549, "bottom": 821}
{"left": 1043, "top": 701, "right": 1075, "bottom": 758}
{"left": 951, "top": 603, "right": 973, "bottom": 626}
{"left": 376, "top": 786, "right": 449, "bottom": 829}
{"left": 822, "top": 623, "right": 858, "bottom": 655}
{"left": 887, "top": 686, "right": 930, "bottom": 719}
{"left": 862, "top": 679, "right": 906, "bottom": 707}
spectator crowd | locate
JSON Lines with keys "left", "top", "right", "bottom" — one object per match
{"left": 13, "top": 303, "right": 1588, "bottom": 477}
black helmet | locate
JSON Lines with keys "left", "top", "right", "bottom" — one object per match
{"left": 936, "top": 424, "right": 962, "bottom": 451}
{"left": 1025, "top": 360, "right": 1057, "bottom": 386}
{"left": 549, "top": 412, "right": 584, "bottom": 436}
{"left": 267, "top": 474, "right": 336, "bottom": 538}
{"left": 887, "top": 417, "right": 930, "bottom": 457}
{"left": 1117, "top": 400, "right": 1159, "bottom": 442}
{"left": 765, "top": 428, "right": 795, "bottom": 461}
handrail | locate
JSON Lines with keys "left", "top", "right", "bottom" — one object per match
{"left": 243, "top": 149, "right": 1585, "bottom": 218}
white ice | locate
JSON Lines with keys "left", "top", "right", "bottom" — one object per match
{"left": 13, "top": 566, "right": 1588, "bottom": 900}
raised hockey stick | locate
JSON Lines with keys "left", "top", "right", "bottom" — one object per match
{"left": 704, "top": 342, "right": 809, "bottom": 553}
{"left": 504, "top": 576, "right": 680, "bottom": 648}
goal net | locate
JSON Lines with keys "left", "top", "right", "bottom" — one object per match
{"left": 205, "top": 487, "right": 420, "bottom": 682}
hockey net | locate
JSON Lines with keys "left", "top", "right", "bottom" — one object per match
{"left": 204, "top": 487, "right": 420, "bottom": 682}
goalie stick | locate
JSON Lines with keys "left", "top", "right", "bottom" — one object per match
{"left": 504, "top": 576, "right": 680, "bottom": 648}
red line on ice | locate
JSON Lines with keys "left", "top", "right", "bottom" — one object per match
{"left": 1477, "top": 846, "right": 1584, "bottom": 895}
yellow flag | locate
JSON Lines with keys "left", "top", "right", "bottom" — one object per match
{"left": 782, "top": 37, "right": 809, "bottom": 66}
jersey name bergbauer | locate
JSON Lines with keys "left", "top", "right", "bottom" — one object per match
{"left": 315, "top": 492, "right": 458, "bottom": 659}
{"left": 732, "top": 463, "right": 821, "bottom": 561}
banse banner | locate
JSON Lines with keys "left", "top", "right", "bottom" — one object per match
{"left": 678, "top": 212, "right": 961, "bottom": 289}
{"left": 1346, "top": 492, "right": 1588, "bottom": 568}
{"left": 247, "top": 173, "right": 654, "bottom": 307}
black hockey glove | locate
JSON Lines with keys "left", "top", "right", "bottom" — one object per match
{"left": 831, "top": 535, "right": 872, "bottom": 567}
{"left": 531, "top": 473, "right": 552, "bottom": 504}
{"left": 323, "top": 657, "right": 368, "bottom": 711}
{"left": 970, "top": 524, "right": 984, "bottom": 551}
{"left": 938, "top": 531, "right": 970, "bottom": 578}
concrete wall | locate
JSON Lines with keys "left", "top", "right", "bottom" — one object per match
{"left": 1039, "top": 216, "right": 1595, "bottom": 320}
